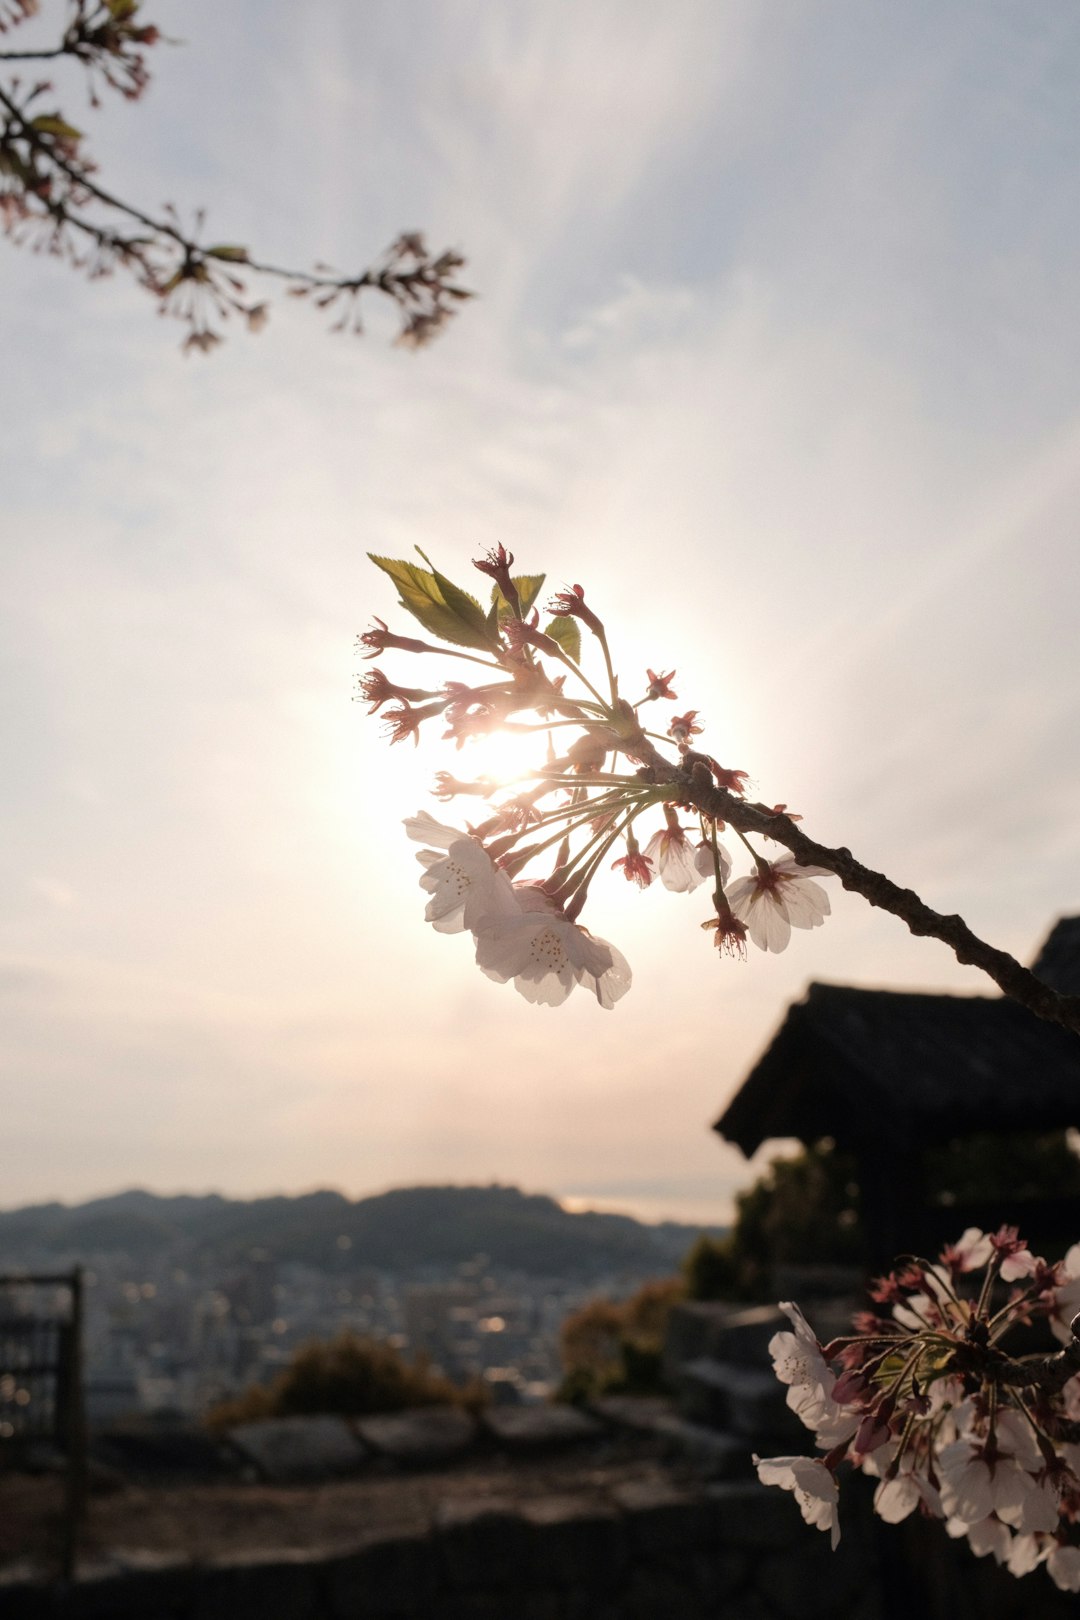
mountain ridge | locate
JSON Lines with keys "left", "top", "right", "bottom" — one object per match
{"left": 0, "top": 1183, "right": 725, "bottom": 1277}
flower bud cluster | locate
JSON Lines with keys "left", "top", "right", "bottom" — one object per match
{"left": 361, "top": 547, "right": 835, "bottom": 1006}
{"left": 755, "top": 1229, "right": 1080, "bottom": 1590}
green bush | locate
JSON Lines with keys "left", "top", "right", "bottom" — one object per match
{"left": 557, "top": 1276, "right": 684, "bottom": 1402}
{"left": 205, "top": 1331, "right": 485, "bottom": 1432}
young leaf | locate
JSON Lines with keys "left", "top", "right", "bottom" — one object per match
{"left": 545, "top": 617, "right": 581, "bottom": 664}
{"left": 490, "top": 573, "right": 545, "bottom": 622}
{"left": 30, "top": 116, "right": 83, "bottom": 142}
{"left": 206, "top": 245, "right": 250, "bottom": 263}
{"left": 368, "top": 555, "right": 495, "bottom": 652}
{"left": 414, "top": 549, "right": 502, "bottom": 650}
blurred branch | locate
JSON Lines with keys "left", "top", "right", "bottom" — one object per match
{"left": 0, "top": 1, "right": 472, "bottom": 351}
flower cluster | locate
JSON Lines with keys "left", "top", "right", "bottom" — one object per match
{"left": 755, "top": 1230, "right": 1080, "bottom": 1590}
{"left": 405, "top": 811, "right": 630, "bottom": 1008}
{"left": 362, "top": 547, "right": 833, "bottom": 1007}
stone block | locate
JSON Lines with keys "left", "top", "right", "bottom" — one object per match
{"left": 193, "top": 1548, "right": 322, "bottom": 1620}
{"left": 480, "top": 1403, "right": 601, "bottom": 1449}
{"left": 562, "top": 1598, "right": 621, "bottom": 1620}
{"left": 705, "top": 1481, "right": 804, "bottom": 1549}
{"left": 435, "top": 1496, "right": 532, "bottom": 1588}
{"left": 611, "top": 1479, "right": 714, "bottom": 1553}
{"left": 227, "top": 1415, "right": 368, "bottom": 1482}
{"left": 650, "top": 1414, "right": 748, "bottom": 1477}
{"left": 0, "top": 1565, "right": 54, "bottom": 1620}
{"left": 587, "top": 1394, "right": 675, "bottom": 1432}
{"left": 677, "top": 1356, "right": 802, "bottom": 1440}
{"left": 623, "top": 1565, "right": 706, "bottom": 1620}
{"left": 356, "top": 1406, "right": 476, "bottom": 1466}
{"left": 521, "top": 1494, "right": 627, "bottom": 1589}
{"left": 324, "top": 1532, "right": 439, "bottom": 1618}
{"left": 69, "top": 1549, "right": 196, "bottom": 1619}
{"left": 664, "top": 1302, "right": 784, "bottom": 1383}
{"left": 439, "top": 1595, "right": 560, "bottom": 1620}
{"left": 756, "top": 1545, "right": 862, "bottom": 1620}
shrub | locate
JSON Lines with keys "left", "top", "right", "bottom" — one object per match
{"left": 204, "top": 1331, "right": 485, "bottom": 1432}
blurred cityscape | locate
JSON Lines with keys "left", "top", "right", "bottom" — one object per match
{"left": 0, "top": 1186, "right": 720, "bottom": 1429}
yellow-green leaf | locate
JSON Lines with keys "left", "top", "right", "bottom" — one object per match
{"left": 490, "top": 572, "right": 545, "bottom": 621}
{"left": 544, "top": 616, "right": 581, "bottom": 664}
{"left": 368, "top": 554, "right": 495, "bottom": 652}
{"left": 206, "top": 245, "right": 250, "bottom": 263}
{"left": 30, "top": 116, "right": 82, "bottom": 142}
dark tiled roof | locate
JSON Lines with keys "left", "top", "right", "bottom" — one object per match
{"left": 715, "top": 918, "right": 1080, "bottom": 1157}
{"left": 1031, "top": 917, "right": 1080, "bottom": 996}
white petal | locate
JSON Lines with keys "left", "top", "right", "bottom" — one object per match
{"left": 874, "top": 1475, "right": 921, "bottom": 1524}
{"left": 781, "top": 878, "right": 831, "bottom": 929}
{"left": 403, "top": 811, "right": 466, "bottom": 850}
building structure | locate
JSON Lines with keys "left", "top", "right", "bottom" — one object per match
{"left": 714, "top": 917, "right": 1080, "bottom": 1260}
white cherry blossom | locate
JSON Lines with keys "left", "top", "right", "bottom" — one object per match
{"left": 768, "top": 1302, "right": 855, "bottom": 1448}
{"left": 753, "top": 1454, "right": 840, "bottom": 1549}
{"left": 938, "top": 1413, "right": 1055, "bottom": 1533}
{"left": 1006, "top": 1534, "right": 1047, "bottom": 1577}
{"left": 693, "top": 839, "right": 732, "bottom": 886}
{"left": 417, "top": 839, "right": 517, "bottom": 935}
{"left": 642, "top": 823, "right": 705, "bottom": 893}
{"left": 405, "top": 813, "right": 516, "bottom": 935}
{"left": 726, "top": 857, "right": 831, "bottom": 953}
{"left": 475, "top": 898, "right": 631, "bottom": 1009}
{"left": 1049, "top": 1243, "right": 1080, "bottom": 1344}
{"left": 404, "top": 810, "right": 469, "bottom": 851}
{"left": 945, "top": 1514, "right": 1012, "bottom": 1563}
{"left": 1048, "top": 1545, "right": 1080, "bottom": 1592}
{"left": 873, "top": 1464, "right": 942, "bottom": 1524}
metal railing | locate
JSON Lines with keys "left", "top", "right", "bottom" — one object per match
{"left": 0, "top": 1269, "right": 86, "bottom": 1580}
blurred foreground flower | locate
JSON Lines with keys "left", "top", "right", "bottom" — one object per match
{"left": 755, "top": 1228, "right": 1080, "bottom": 1589}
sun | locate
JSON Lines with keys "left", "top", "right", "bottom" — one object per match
{"left": 441, "top": 726, "right": 543, "bottom": 791}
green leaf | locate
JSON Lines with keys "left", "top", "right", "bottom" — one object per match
{"left": 206, "top": 245, "right": 250, "bottom": 263}
{"left": 415, "top": 549, "right": 499, "bottom": 649}
{"left": 30, "top": 116, "right": 82, "bottom": 142}
{"left": 544, "top": 616, "right": 581, "bottom": 664}
{"left": 490, "top": 572, "right": 545, "bottom": 622}
{"left": 368, "top": 554, "right": 496, "bottom": 652}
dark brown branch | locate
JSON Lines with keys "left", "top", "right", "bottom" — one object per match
{"left": 629, "top": 735, "right": 1080, "bottom": 1035}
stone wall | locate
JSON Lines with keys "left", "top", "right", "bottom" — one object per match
{"left": 8, "top": 1471, "right": 1078, "bottom": 1618}
{"left": 0, "top": 1478, "right": 883, "bottom": 1620}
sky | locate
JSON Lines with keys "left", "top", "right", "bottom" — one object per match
{"left": 2, "top": 1, "right": 1080, "bottom": 1225}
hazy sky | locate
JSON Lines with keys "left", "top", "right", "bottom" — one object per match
{"left": 3, "top": 1, "right": 1080, "bottom": 1223}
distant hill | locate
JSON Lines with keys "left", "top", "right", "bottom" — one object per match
{"left": 0, "top": 1184, "right": 725, "bottom": 1278}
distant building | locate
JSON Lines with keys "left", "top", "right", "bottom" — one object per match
{"left": 714, "top": 916, "right": 1080, "bottom": 1259}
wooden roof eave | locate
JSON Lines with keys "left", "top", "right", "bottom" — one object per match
{"left": 713, "top": 1015, "right": 901, "bottom": 1157}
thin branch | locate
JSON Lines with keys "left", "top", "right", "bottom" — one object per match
{"left": 600, "top": 727, "right": 1080, "bottom": 1031}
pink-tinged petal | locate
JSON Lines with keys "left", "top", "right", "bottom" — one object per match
{"left": 754, "top": 1454, "right": 840, "bottom": 1549}
{"left": 780, "top": 878, "right": 831, "bottom": 929}
{"left": 694, "top": 840, "right": 732, "bottom": 885}
{"left": 404, "top": 811, "right": 467, "bottom": 850}
{"left": 965, "top": 1517, "right": 1012, "bottom": 1563}
{"left": 579, "top": 941, "right": 632, "bottom": 1009}
{"left": 1048, "top": 1546, "right": 1080, "bottom": 1592}
{"left": 740, "top": 890, "right": 792, "bottom": 952}
{"left": 992, "top": 1466, "right": 1059, "bottom": 1535}
{"left": 938, "top": 1442, "right": 996, "bottom": 1524}
{"left": 1000, "top": 1249, "right": 1040, "bottom": 1282}
{"left": 1006, "top": 1534, "right": 1047, "bottom": 1578}
{"left": 874, "top": 1475, "right": 922, "bottom": 1524}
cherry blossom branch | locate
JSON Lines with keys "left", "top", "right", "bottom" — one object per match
{"left": 0, "top": 3, "right": 472, "bottom": 350}
{"left": 658, "top": 754, "right": 1080, "bottom": 1034}
{"left": 361, "top": 545, "right": 1080, "bottom": 1031}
